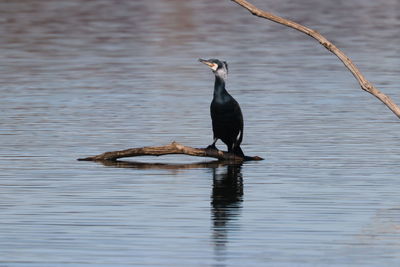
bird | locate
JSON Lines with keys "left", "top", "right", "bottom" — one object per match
{"left": 199, "top": 58, "right": 245, "bottom": 158}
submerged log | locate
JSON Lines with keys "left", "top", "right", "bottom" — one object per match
{"left": 78, "top": 142, "right": 263, "bottom": 162}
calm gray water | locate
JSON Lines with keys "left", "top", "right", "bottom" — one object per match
{"left": 1, "top": 0, "right": 400, "bottom": 266}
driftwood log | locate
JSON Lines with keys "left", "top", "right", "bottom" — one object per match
{"left": 78, "top": 142, "right": 263, "bottom": 162}
{"left": 231, "top": 0, "right": 400, "bottom": 119}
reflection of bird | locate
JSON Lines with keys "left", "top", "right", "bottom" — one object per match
{"left": 211, "top": 165, "right": 243, "bottom": 254}
{"left": 212, "top": 165, "right": 243, "bottom": 206}
{"left": 199, "top": 58, "right": 245, "bottom": 157}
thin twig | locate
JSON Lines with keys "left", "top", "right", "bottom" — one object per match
{"left": 231, "top": 0, "right": 400, "bottom": 118}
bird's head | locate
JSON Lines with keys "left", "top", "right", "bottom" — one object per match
{"left": 199, "top": 58, "right": 228, "bottom": 80}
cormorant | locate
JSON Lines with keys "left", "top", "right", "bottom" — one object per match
{"left": 199, "top": 58, "right": 245, "bottom": 158}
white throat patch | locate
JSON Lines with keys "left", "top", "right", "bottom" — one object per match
{"left": 215, "top": 66, "right": 228, "bottom": 80}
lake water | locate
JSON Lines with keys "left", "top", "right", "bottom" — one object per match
{"left": 1, "top": 0, "right": 400, "bottom": 266}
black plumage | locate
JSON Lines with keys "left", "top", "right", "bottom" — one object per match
{"left": 199, "top": 58, "right": 244, "bottom": 157}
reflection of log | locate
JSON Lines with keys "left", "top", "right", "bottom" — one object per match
{"left": 78, "top": 142, "right": 263, "bottom": 162}
{"left": 96, "top": 159, "right": 229, "bottom": 170}
{"left": 231, "top": 0, "right": 400, "bottom": 119}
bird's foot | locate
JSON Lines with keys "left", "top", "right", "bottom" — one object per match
{"left": 206, "top": 144, "right": 217, "bottom": 151}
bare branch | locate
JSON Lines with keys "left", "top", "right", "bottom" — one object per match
{"left": 78, "top": 141, "right": 263, "bottom": 162}
{"left": 231, "top": 0, "right": 400, "bottom": 118}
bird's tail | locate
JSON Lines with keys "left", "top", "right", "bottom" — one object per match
{"left": 232, "top": 145, "right": 245, "bottom": 158}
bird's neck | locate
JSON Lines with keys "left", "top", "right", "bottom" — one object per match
{"left": 213, "top": 76, "right": 228, "bottom": 99}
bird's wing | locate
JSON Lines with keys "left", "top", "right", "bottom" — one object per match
{"left": 232, "top": 98, "right": 244, "bottom": 145}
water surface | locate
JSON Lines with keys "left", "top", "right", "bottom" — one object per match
{"left": 1, "top": 0, "right": 400, "bottom": 266}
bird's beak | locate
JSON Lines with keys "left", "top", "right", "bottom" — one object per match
{"left": 198, "top": 58, "right": 217, "bottom": 70}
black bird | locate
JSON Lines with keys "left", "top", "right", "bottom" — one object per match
{"left": 199, "top": 58, "right": 244, "bottom": 157}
